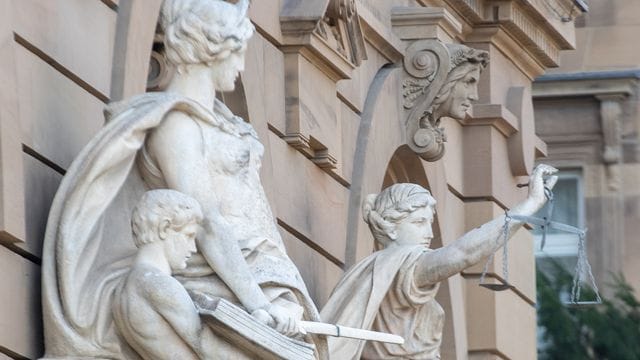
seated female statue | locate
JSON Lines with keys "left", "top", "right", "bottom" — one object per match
{"left": 41, "top": 0, "right": 325, "bottom": 358}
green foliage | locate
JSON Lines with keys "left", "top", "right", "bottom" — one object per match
{"left": 537, "top": 264, "right": 640, "bottom": 360}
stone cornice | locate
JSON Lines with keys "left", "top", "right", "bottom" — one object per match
{"left": 391, "top": 7, "right": 463, "bottom": 42}
{"left": 280, "top": 0, "right": 368, "bottom": 80}
{"left": 441, "top": 0, "right": 582, "bottom": 71}
{"left": 533, "top": 73, "right": 639, "bottom": 98}
{"left": 466, "top": 27, "right": 546, "bottom": 79}
{"left": 358, "top": 3, "right": 404, "bottom": 62}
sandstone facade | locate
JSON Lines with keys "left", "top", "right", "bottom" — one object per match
{"left": 0, "top": 0, "right": 581, "bottom": 358}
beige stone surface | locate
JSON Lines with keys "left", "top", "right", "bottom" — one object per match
{"left": 550, "top": 0, "right": 640, "bottom": 73}
{"left": 463, "top": 202, "right": 536, "bottom": 302}
{"left": 267, "top": 131, "right": 349, "bottom": 263}
{"left": 248, "top": 0, "right": 282, "bottom": 44}
{"left": 20, "top": 154, "right": 62, "bottom": 259}
{"left": 0, "top": 0, "right": 585, "bottom": 358}
{"left": 284, "top": 53, "right": 341, "bottom": 160}
{"left": 336, "top": 41, "right": 390, "bottom": 114}
{"left": 462, "top": 126, "right": 530, "bottom": 206}
{"left": 279, "top": 225, "right": 344, "bottom": 309}
{"left": 243, "top": 33, "right": 287, "bottom": 138}
{"left": 12, "top": 0, "right": 116, "bottom": 98}
{"left": 465, "top": 277, "right": 536, "bottom": 360}
{"left": 0, "top": 0, "right": 26, "bottom": 245}
{"left": 0, "top": 245, "right": 42, "bottom": 359}
{"left": 338, "top": 101, "right": 360, "bottom": 184}
{"left": 16, "top": 44, "right": 105, "bottom": 170}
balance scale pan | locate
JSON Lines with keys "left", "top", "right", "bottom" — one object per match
{"left": 565, "top": 301, "right": 602, "bottom": 308}
{"left": 479, "top": 283, "right": 514, "bottom": 291}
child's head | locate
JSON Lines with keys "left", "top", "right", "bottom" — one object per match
{"left": 363, "top": 183, "right": 436, "bottom": 248}
{"left": 131, "top": 190, "right": 203, "bottom": 270}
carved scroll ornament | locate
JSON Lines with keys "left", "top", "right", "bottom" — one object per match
{"left": 402, "top": 40, "right": 489, "bottom": 161}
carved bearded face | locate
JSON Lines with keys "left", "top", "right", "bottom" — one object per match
{"left": 392, "top": 205, "right": 435, "bottom": 247}
{"left": 439, "top": 66, "right": 480, "bottom": 120}
{"left": 163, "top": 222, "right": 199, "bottom": 271}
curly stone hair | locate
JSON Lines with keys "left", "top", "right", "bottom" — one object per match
{"left": 362, "top": 183, "right": 436, "bottom": 247}
{"left": 131, "top": 189, "right": 203, "bottom": 248}
{"left": 160, "top": 0, "right": 254, "bottom": 70}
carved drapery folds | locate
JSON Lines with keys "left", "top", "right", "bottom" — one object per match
{"left": 401, "top": 39, "right": 488, "bottom": 161}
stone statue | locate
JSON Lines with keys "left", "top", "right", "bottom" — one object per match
{"left": 321, "top": 164, "right": 558, "bottom": 359}
{"left": 41, "top": 0, "right": 326, "bottom": 358}
{"left": 112, "top": 189, "right": 219, "bottom": 359}
{"left": 402, "top": 40, "right": 489, "bottom": 161}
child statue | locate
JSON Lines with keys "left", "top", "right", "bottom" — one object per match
{"left": 112, "top": 189, "right": 216, "bottom": 359}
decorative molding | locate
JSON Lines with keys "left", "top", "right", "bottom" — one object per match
{"left": 280, "top": 0, "right": 367, "bottom": 80}
{"left": 443, "top": 0, "right": 581, "bottom": 73}
{"left": 391, "top": 7, "right": 463, "bottom": 42}
{"left": 466, "top": 27, "right": 546, "bottom": 80}
{"left": 315, "top": 0, "right": 367, "bottom": 66}
{"left": 496, "top": 2, "right": 561, "bottom": 67}
{"left": 464, "top": 104, "right": 519, "bottom": 137}
{"left": 398, "top": 38, "right": 489, "bottom": 161}
{"left": 401, "top": 40, "right": 452, "bottom": 161}
{"left": 533, "top": 75, "right": 639, "bottom": 99}
{"left": 444, "top": 0, "right": 483, "bottom": 23}
{"left": 279, "top": 0, "right": 370, "bottom": 179}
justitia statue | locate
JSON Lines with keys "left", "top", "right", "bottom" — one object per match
{"left": 41, "top": 0, "right": 326, "bottom": 358}
{"left": 322, "top": 165, "right": 558, "bottom": 359}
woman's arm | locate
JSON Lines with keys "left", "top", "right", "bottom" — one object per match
{"left": 414, "top": 164, "right": 558, "bottom": 287}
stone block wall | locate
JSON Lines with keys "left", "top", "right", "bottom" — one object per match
{"left": 0, "top": 0, "right": 580, "bottom": 358}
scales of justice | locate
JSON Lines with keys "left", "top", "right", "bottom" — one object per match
{"left": 39, "top": 0, "right": 600, "bottom": 359}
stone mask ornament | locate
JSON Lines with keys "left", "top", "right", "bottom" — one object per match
{"left": 402, "top": 40, "right": 489, "bottom": 161}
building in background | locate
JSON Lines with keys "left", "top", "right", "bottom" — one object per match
{"left": 0, "top": 0, "right": 583, "bottom": 358}
{"left": 533, "top": 0, "right": 640, "bottom": 295}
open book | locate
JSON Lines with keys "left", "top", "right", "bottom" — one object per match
{"left": 196, "top": 297, "right": 316, "bottom": 360}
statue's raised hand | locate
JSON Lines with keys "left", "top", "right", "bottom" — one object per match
{"left": 527, "top": 164, "right": 558, "bottom": 207}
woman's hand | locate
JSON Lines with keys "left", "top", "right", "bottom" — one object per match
{"left": 527, "top": 164, "right": 559, "bottom": 207}
{"left": 251, "top": 304, "right": 303, "bottom": 337}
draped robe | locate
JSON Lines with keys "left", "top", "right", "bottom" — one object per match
{"left": 41, "top": 92, "right": 326, "bottom": 359}
{"left": 321, "top": 245, "right": 444, "bottom": 359}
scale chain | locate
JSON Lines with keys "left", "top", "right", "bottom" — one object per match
{"left": 479, "top": 212, "right": 511, "bottom": 286}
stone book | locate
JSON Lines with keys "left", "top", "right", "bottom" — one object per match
{"left": 196, "top": 298, "right": 316, "bottom": 360}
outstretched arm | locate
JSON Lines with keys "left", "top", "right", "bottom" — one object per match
{"left": 414, "top": 164, "right": 558, "bottom": 287}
